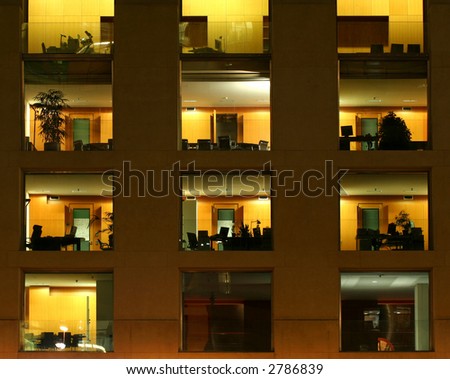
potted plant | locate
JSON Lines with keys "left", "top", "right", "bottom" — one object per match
{"left": 89, "top": 211, "right": 114, "bottom": 249}
{"left": 395, "top": 210, "right": 411, "bottom": 234}
{"left": 378, "top": 111, "right": 411, "bottom": 150}
{"left": 32, "top": 89, "right": 69, "bottom": 151}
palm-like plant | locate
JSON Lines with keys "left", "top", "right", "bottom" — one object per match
{"left": 33, "top": 89, "right": 69, "bottom": 148}
{"left": 89, "top": 211, "right": 114, "bottom": 248}
{"left": 378, "top": 111, "right": 411, "bottom": 150}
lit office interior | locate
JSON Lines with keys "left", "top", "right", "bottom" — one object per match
{"left": 22, "top": 272, "right": 113, "bottom": 352}
{"left": 181, "top": 172, "right": 271, "bottom": 251}
{"left": 338, "top": 0, "right": 427, "bottom": 151}
{"left": 180, "top": 58, "right": 270, "bottom": 151}
{"left": 23, "top": 64, "right": 113, "bottom": 152}
{"left": 337, "top": 0, "right": 424, "bottom": 55}
{"left": 180, "top": 0, "right": 270, "bottom": 151}
{"left": 23, "top": 0, "right": 113, "bottom": 152}
{"left": 180, "top": 0, "right": 269, "bottom": 54}
{"left": 23, "top": 0, "right": 114, "bottom": 55}
{"left": 340, "top": 271, "right": 430, "bottom": 352}
{"left": 25, "top": 173, "right": 113, "bottom": 251}
{"left": 181, "top": 271, "right": 272, "bottom": 352}
{"left": 339, "top": 172, "right": 429, "bottom": 251}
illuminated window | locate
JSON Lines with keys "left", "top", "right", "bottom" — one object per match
{"left": 180, "top": 57, "right": 270, "bottom": 151}
{"left": 341, "top": 271, "right": 430, "bottom": 352}
{"left": 180, "top": 0, "right": 269, "bottom": 54}
{"left": 22, "top": 272, "right": 113, "bottom": 352}
{"left": 337, "top": 0, "right": 425, "bottom": 54}
{"left": 181, "top": 171, "right": 272, "bottom": 251}
{"left": 339, "top": 172, "right": 429, "bottom": 251}
{"left": 24, "top": 173, "right": 114, "bottom": 251}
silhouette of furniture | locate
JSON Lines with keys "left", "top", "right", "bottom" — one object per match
{"left": 187, "top": 232, "right": 211, "bottom": 250}
{"left": 60, "top": 226, "right": 84, "bottom": 250}
{"left": 26, "top": 225, "right": 61, "bottom": 250}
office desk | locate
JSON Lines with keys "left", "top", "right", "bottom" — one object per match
{"left": 222, "top": 237, "right": 272, "bottom": 251}
{"left": 340, "top": 135, "right": 379, "bottom": 150}
{"left": 373, "top": 233, "right": 424, "bottom": 251}
{"left": 59, "top": 236, "right": 85, "bottom": 251}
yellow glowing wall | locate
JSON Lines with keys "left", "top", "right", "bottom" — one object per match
{"left": 27, "top": 0, "right": 114, "bottom": 53}
{"left": 337, "top": 0, "right": 423, "bottom": 53}
{"left": 27, "top": 286, "right": 97, "bottom": 339}
{"left": 340, "top": 195, "right": 428, "bottom": 250}
{"left": 182, "top": 107, "right": 270, "bottom": 144}
{"left": 197, "top": 196, "right": 271, "bottom": 236}
{"left": 182, "top": 0, "right": 268, "bottom": 53}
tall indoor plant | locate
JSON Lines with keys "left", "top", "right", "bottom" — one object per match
{"left": 32, "top": 89, "right": 69, "bottom": 151}
{"left": 378, "top": 111, "right": 411, "bottom": 150}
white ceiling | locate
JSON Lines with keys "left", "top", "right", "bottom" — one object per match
{"left": 340, "top": 172, "right": 428, "bottom": 196}
{"left": 25, "top": 272, "right": 112, "bottom": 287}
{"left": 341, "top": 272, "right": 429, "bottom": 300}
{"left": 25, "top": 172, "right": 428, "bottom": 197}
{"left": 24, "top": 77, "right": 426, "bottom": 109}
{"left": 26, "top": 173, "right": 112, "bottom": 196}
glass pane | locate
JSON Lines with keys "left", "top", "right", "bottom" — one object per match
{"left": 182, "top": 271, "right": 272, "bottom": 352}
{"left": 22, "top": 272, "right": 114, "bottom": 352}
{"left": 340, "top": 271, "right": 430, "bottom": 352}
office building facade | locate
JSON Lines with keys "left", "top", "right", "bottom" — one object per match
{"left": 1, "top": 0, "right": 450, "bottom": 358}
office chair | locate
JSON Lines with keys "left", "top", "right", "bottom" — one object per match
{"left": 218, "top": 135, "right": 231, "bottom": 150}
{"left": 210, "top": 227, "right": 229, "bottom": 241}
{"left": 197, "top": 230, "right": 211, "bottom": 250}
{"left": 258, "top": 140, "right": 269, "bottom": 151}
{"left": 390, "top": 43, "right": 404, "bottom": 54}
{"left": 407, "top": 44, "right": 421, "bottom": 55}
{"left": 370, "top": 44, "right": 384, "bottom": 54}
{"left": 182, "top": 139, "right": 189, "bottom": 150}
{"left": 61, "top": 226, "right": 80, "bottom": 250}
{"left": 197, "top": 139, "right": 212, "bottom": 150}
{"left": 187, "top": 232, "right": 199, "bottom": 250}
{"left": 387, "top": 223, "right": 397, "bottom": 235}
{"left": 73, "top": 140, "right": 83, "bottom": 151}
{"left": 26, "top": 224, "right": 43, "bottom": 249}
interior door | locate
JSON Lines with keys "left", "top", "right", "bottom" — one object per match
{"left": 65, "top": 203, "right": 94, "bottom": 250}
{"left": 212, "top": 203, "right": 240, "bottom": 235}
{"left": 216, "top": 114, "right": 238, "bottom": 143}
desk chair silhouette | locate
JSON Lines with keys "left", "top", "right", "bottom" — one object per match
{"left": 197, "top": 230, "right": 211, "bottom": 250}
{"left": 387, "top": 223, "right": 397, "bottom": 235}
{"left": 407, "top": 44, "right": 421, "bottom": 55}
{"left": 391, "top": 43, "right": 404, "bottom": 54}
{"left": 26, "top": 224, "right": 43, "bottom": 249}
{"left": 218, "top": 136, "right": 231, "bottom": 150}
{"left": 210, "top": 227, "right": 229, "bottom": 241}
{"left": 197, "top": 139, "right": 212, "bottom": 150}
{"left": 73, "top": 140, "right": 83, "bottom": 151}
{"left": 258, "top": 140, "right": 269, "bottom": 151}
{"left": 371, "top": 44, "right": 384, "bottom": 54}
{"left": 187, "top": 232, "right": 199, "bottom": 250}
{"left": 61, "top": 226, "right": 81, "bottom": 250}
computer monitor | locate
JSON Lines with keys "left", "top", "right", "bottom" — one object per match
{"left": 341, "top": 125, "right": 353, "bottom": 137}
